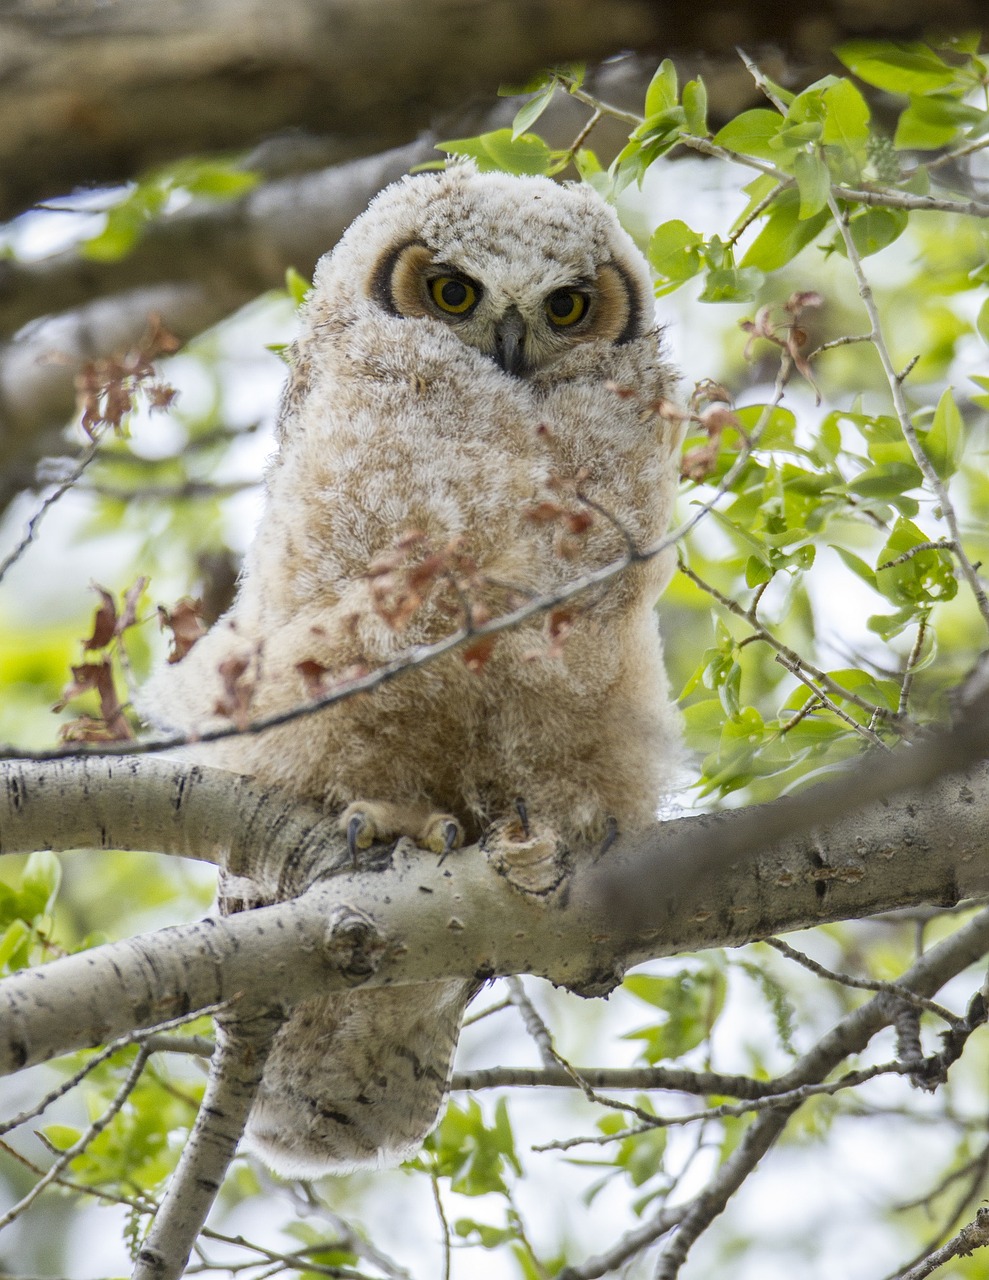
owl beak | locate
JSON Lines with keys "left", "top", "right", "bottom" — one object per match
{"left": 493, "top": 308, "right": 528, "bottom": 377}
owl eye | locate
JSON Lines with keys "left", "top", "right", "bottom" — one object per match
{"left": 429, "top": 275, "right": 479, "bottom": 315}
{"left": 545, "top": 289, "right": 588, "bottom": 327}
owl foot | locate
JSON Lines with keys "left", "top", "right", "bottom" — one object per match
{"left": 482, "top": 814, "right": 569, "bottom": 900}
{"left": 340, "top": 800, "right": 464, "bottom": 863}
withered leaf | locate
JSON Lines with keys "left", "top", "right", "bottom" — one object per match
{"left": 159, "top": 598, "right": 207, "bottom": 664}
{"left": 81, "top": 585, "right": 117, "bottom": 652}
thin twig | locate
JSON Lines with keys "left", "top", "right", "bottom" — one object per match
{"left": 534, "top": 1059, "right": 923, "bottom": 1151}
{"left": 678, "top": 558, "right": 903, "bottom": 726}
{"left": 765, "top": 937, "right": 960, "bottom": 1025}
{"left": 775, "top": 653, "right": 890, "bottom": 749}
{"left": 0, "top": 1003, "right": 224, "bottom": 1137}
{"left": 0, "top": 437, "right": 102, "bottom": 584}
{"left": 727, "top": 180, "right": 787, "bottom": 246}
{"left": 461, "top": 994, "right": 513, "bottom": 1027}
{"left": 0, "top": 1045, "right": 152, "bottom": 1229}
{"left": 893, "top": 1207, "right": 989, "bottom": 1280}
{"left": 431, "top": 1172, "right": 452, "bottom": 1280}
{"left": 2, "top": 390, "right": 764, "bottom": 764}
{"left": 898, "top": 615, "right": 929, "bottom": 718}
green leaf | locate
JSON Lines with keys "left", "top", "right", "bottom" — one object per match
{"left": 0, "top": 919, "right": 32, "bottom": 972}
{"left": 511, "top": 82, "right": 558, "bottom": 138}
{"left": 921, "top": 387, "right": 964, "bottom": 479}
{"left": 437, "top": 130, "right": 558, "bottom": 176}
{"left": 978, "top": 298, "right": 989, "bottom": 346}
{"left": 835, "top": 41, "right": 957, "bottom": 95}
{"left": 844, "top": 207, "right": 908, "bottom": 258}
{"left": 713, "top": 109, "right": 785, "bottom": 161}
{"left": 644, "top": 59, "right": 679, "bottom": 116}
{"left": 875, "top": 517, "right": 958, "bottom": 607}
{"left": 682, "top": 78, "right": 708, "bottom": 135}
{"left": 793, "top": 150, "right": 831, "bottom": 219}
{"left": 498, "top": 69, "right": 555, "bottom": 97}
{"left": 745, "top": 556, "right": 773, "bottom": 587}
{"left": 740, "top": 191, "right": 829, "bottom": 271}
{"left": 42, "top": 1124, "right": 81, "bottom": 1151}
{"left": 624, "top": 966, "right": 727, "bottom": 1062}
{"left": 422, "top": 1097, "right": 522, "bottom": 1196}
{"left": 832, "top": 546, "right": 878, "bottom": 591}
{"left": 894, "top": 95, "right": 981, "bottom": 150}
{"left": 19, "top": 850, "right": 62, "bottom": 920}
{"left": 181, "top": 164, "right": 257, "bottom": 200}
{"left": 847, "top": 461, "right": 925, "bottom": 500}
{"left": 698, "top": 266, "right": 764, "bottom": 303}
{"left": 284, "top": 266, "right": 310, "bottom": 308}
{"left": 821, "top": 79, "right": 872, "bottom": 149}
{"left": 647, "top": 219, "right": 704, "bottom": 282}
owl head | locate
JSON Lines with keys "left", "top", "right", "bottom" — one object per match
{"left": 313, "top": 163, "right": 655, "bottom": 377}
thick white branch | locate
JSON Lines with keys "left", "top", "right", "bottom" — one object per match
{"left": 2, "top": 755, "right": 988, "bottom": 1077}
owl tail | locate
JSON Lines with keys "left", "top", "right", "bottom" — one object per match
{"left": 242, "top": 978, "right": 473, "bottom": 1176}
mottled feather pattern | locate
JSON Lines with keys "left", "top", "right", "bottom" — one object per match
{"left": 143, "top": 164, "right": 683, "bottom": 1175}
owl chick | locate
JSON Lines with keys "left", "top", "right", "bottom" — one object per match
{"left": 143, "top": 162, "right": 683, "bottom": 1176}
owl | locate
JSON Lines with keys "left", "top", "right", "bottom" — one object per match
{"left": 143, "top": 163, "right": 683, "bottom": 1177}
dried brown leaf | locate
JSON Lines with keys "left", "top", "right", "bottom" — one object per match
{"left": 82, "top": 585, "right": 117, "bottom": 652}
{"left": 159, "top": 598, "right": 207, "bottom": 664}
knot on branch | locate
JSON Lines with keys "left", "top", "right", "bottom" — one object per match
{"left": 323, "top": 904, "right": 385, "bottom": 984}
{"left": 894, "top": 987, "right": 988, "bottom": 1092}
{"left": 482, "top": 816, "right": 570, "bottom": 901}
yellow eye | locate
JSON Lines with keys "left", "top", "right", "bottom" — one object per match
{"left": 430, "top": 276, "right": 478, "bottom": 315}
{"left": 545, "top": 289, "right": 588, "bottom": 327}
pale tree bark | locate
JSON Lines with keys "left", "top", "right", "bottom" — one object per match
{"left": 2, "top": 752, "right": 988, "bottom": 1076}
{"left": 2, "top": 750, "right": 989, "bottom": 1279}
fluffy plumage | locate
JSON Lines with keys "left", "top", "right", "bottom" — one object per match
{"left": 144, "top": 164, "right": 683, "bottom": 1176}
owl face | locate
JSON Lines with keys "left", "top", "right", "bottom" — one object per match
{"left": 317, "top": 164, "right": 655, "bottom": 377}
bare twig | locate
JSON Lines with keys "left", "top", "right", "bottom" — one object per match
{"left": 775, "top": 654, "right": 890, "bottom": 748}
{"left": 765, "top": 937, "right": 959, "bottom": 1025}
{"left": 0, "top": 436, "right": 102, "bottom": 585}
{"left": 894, "top": 1207, "right": 989, "bottom": 1280}
{"left": 679, "top": 558, "right": 903, "bottom": 727}
{"left": 0, "top": 1044, "right": 153, "bottom": 1230}
{"left": 0, "top": 1004, "right": 223, "bottom": 1137}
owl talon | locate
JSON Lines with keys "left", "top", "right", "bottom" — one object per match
{"left": 514, "top": 796, "right": 530, "bottom": 839}
{"left": 421, "top": 814, "right": 464, "bottom": 860}
{"left": 346, "top": 812, "right": 374, "bottom": 865}
{"left": 436, "top": 819, "right": 463, "bottom": 865}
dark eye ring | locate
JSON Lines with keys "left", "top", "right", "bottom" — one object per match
{"left": 545, "top": 289, "right": 588, "bottom": 327}
{"left": 430, "top": 275, "right": 479, "bottom": 315}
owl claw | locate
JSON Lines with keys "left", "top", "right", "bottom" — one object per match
{"left": 346, "top": 812, "right": 374, "bottom": 865}
{"left": 339, "top": 801, "right": 463, "bottom": 862}
{"left": 436, "top": 819, "right": 463, "bottom": 866}
{"left": 421, "top": 814, "right": 464, "bottom": 861}
{"left": 514, "top": 796, "right": 530, "bottom": 838}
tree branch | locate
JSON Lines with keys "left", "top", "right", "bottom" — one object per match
{"left": 4, "top": 0, "right": 983, "bottom": 224}
{"left": 2, "top": 751, "right": 989, "bottom": 1077}
{"left": 134, "top": 1012, "right": 282, "bottom": 1280}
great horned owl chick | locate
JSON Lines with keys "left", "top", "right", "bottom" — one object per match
{"left": 143, "top": 163, "right": 683, "bottom": 1176}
